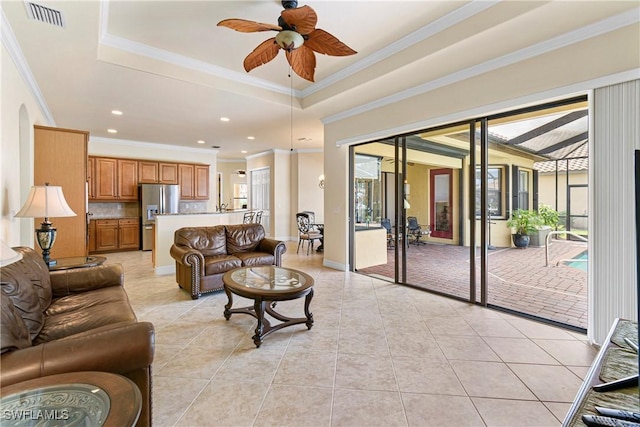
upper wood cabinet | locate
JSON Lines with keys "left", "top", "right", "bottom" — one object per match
{"left": 194, "top": 165, "right": 210, "bottom": 200}
{"left": 91, "top": 157, "right": 138, "bottom": 201}
{"left": 159, "top": 163, "right": 178, "bottom": 184}
{"left": 178, "top": 164, "right": 194, "bottom": 199}
{"left": 89, "top": 156, "right": 208, "bottom": 201}
{"left": 138, "top": 161, "right": 178, "bottom": 184}
{"left": 138, "top": 161, "right": 159, "bottom": 184}
{"left": 87, "top": 157, "right": 95, "bottom": 199}
{"left": 178, "top": 163, "right": 209, "bottom": 200}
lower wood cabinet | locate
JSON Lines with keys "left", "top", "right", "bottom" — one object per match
{"left": 91, "top": 218, "right": 140, "bottom": 253}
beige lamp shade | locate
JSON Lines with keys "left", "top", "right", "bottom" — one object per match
{"left": 0, "top": 241, "right": 22, "bottom": 266}
{"left": 15, "top": 185, "right": 76, "bottom": 219}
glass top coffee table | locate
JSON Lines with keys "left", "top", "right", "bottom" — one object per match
{"left": 222, "top": 266, "right": 314, "bottom": 348}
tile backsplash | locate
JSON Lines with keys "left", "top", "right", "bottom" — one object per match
{"left": 89, "top": 202, "right": 139, "bottom": 219}
{"left": 89, "top": 201, "right": 208, "bottom": 218}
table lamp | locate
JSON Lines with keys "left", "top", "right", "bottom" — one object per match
{"left": 14, "top": 183, "right": 76, "bottom": 266}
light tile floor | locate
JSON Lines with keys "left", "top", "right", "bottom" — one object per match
{"left": 104, "top": 242, "right": 597, "bottom": 427}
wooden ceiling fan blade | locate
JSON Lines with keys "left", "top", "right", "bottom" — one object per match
{"left": 305, "top": 29, "right": 357, "bottom": 56}
{"left": 280, "top": 5, "right": 317, "bottom": 35}
{"left": 243, "top": 38, "right": 281, "bottom": 72}
{"left": 217, "top": 19, "right": 281, "bottom": 33}
{"left": 286, "top": 45, "right": 316, "bottom": 82}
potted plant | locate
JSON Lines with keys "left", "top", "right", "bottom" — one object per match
{"left": 529, "top": 204, "right": 560, "bottom": 247}
{"left": 506, "top": 209, "right": 541, "bottom": 248}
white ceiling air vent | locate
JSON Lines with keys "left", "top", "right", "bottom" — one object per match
{"left": 24, "top": 2, "right": 66, "bottom": 28}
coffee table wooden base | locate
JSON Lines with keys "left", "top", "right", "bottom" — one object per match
{"left": 224, "top": 289, "right": 314, "bottom": 347}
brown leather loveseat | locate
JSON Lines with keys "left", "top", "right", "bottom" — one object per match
{"left": 170, "top": 223, "right": 286, "bottom": 299}
{"left": 0, "top": 247, "right": 155, "bottom": 427}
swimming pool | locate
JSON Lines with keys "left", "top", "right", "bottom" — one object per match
{"left": 565, "top": 250, "right": 588, "bottom": 271}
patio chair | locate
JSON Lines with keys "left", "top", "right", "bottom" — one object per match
{"left": 381, "top": 218, "right": 400, "bottom": 248}
{"left": 296, "top": 212, "right": 323, "bottom": 255}
{"left": 407, "top": 216, "right": 430, "bottom": 245}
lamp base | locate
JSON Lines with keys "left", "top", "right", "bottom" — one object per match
{"left": 44, "top": 258, "right": 57, "bottom": 267}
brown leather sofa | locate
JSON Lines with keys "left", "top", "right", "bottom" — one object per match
{"left": 170, "top": 223, "right": 287, "bottom": 299}
{"left": 0, "top": 247, "right": 154, "bottom": 427}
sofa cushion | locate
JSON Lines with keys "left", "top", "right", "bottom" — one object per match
{"left": 175, "top": 226, "right": 227, "bottom": 256}
{"left": 34, "top": 286, "right": 136, "bottom": 345}
{"left": 0, "top": 290, "right": 31, "bottom": 354}
{"left": 234, "top": 252, "right": 275, "bottom": 267}
{"left": 204, "top": 255, "right": 242, "bottom": 275}
{"left": 10, "top": 247, "right": 53, "bottom": 311}
{"left": 226, "top": 223, "right": 265, "bottom": 254}
{"left": 0, "top": 270, "right": 44, "bottom": 341}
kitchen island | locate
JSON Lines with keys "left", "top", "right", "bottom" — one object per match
{"left": 153, "top": 211, "right": 246, "bottom": 274}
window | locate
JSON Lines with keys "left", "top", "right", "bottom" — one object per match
{"left": 354, "top": 154, "right": 382, "bottom": 224}
{"left": 518, "top": 169, "right": 530, "bottom": 210}
{"left": 476, "top": 166, "right": 503, "bottom": 217}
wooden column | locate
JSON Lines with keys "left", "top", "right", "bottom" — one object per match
{"left": 34, "top": 125, "right": 88, "bottom": 258}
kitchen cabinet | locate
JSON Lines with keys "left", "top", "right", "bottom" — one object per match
{"left": 195, "top": 165, "right": 209, "bottom": 199}
{"left": 91, "top": 157, "right": 138, "bottom": 201}
{"left": 87, "top": 157, "right": 95, "bottom": 199}
{"left": 94, "top": 219, "right": 118, "bottom": 252}
{"left": 138, "top": 161, "right": 178, "bottom": 184}
{"left": 34, "top": 125, "right": 89, "bottom": 258}
{"left": 92, "top": 218, "right": 139, "bottom": 253}
{"left": 178, "top": 163, "right": 210, "bottom": 200}
{"left": 118, "top": 218, "right": 140, "bottom": 250}
{"left": 159, "top": 163, "right": 178, "bottom": 184}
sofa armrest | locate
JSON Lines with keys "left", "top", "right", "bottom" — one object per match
{"left": 0, "top": 321, "right": 155, "bottom": 387}
{"left": 258, "top": 238, "right": 287, "bottom": 267}
{"left": 49, "top": 263, "right": 124, "bottom": 298}
{"left": 170, "top": 244, "right": 205, "bottom": 274}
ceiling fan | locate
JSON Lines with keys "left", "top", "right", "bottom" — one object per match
{"left": 217, "top": 0, "right": 356, "bottom": 82}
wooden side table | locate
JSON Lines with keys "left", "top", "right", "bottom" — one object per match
{"left": 0, "top": 371, "right": 141, "bottom": 427}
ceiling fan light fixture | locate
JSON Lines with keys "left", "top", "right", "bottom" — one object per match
{"left": 275, "top": 30, "right": 304, "bottom": 51}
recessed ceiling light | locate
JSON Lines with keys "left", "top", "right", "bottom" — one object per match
{"left": 197, "top": 140, "right": 205, "bottom": 144}
{"left": 107, "top": 129, "right": 117, "bottom": 133}
{"left": 241, "top": 150, "right": 247, "bottom": 154}
{"left": 111, "top": 110, "right": 123, "bottom": 115}
{"left": 220, "top": 117, "right": 230, "bottom": 122}
{"left": 247, "top": 136, "right": 255, "bottom": 140}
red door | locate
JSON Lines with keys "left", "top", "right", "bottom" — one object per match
{"left": 430, "top": 168, "right": 453, "bottom": 239}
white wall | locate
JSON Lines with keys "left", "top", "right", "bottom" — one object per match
{"left": 1, "top": 43, "right": 48, "bottom": 247}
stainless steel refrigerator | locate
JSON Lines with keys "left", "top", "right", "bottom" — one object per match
{"left": 140, "top": 184, "right": 180, "bottom": 250}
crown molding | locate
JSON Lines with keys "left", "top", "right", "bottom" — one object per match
{"left": 300, "top": 0, "right": 500, "bottom": 98}
{"left": 334, "top": 68, "right": 640, "bottom": 147}
{"left": 1, "top": 8, "right": 55, "bottom": 125}
{"left": 89, "top": 136, "right": 219, "bottom": 154}
{"left": 217, "top": 158, "right": 246, "bottom": 163}
{"left": 324, "top": 7, "right": 640, "bottom": 126}
{"left": 97, "top": 0, "right": 498, "bottom": 102}
{"left": 99, "top": 1, "right": 300, "bottom": 98}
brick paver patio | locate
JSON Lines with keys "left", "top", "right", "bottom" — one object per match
{"left": 358, "top": 238, "right": 588, "bottom": 329}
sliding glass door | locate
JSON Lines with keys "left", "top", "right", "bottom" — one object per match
{"left": 351, "top": 96, "right": 588, "bottom": 330}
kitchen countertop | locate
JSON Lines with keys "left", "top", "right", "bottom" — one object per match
{"left": 156, "top": 210, "right": 247, "bottom": 216}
